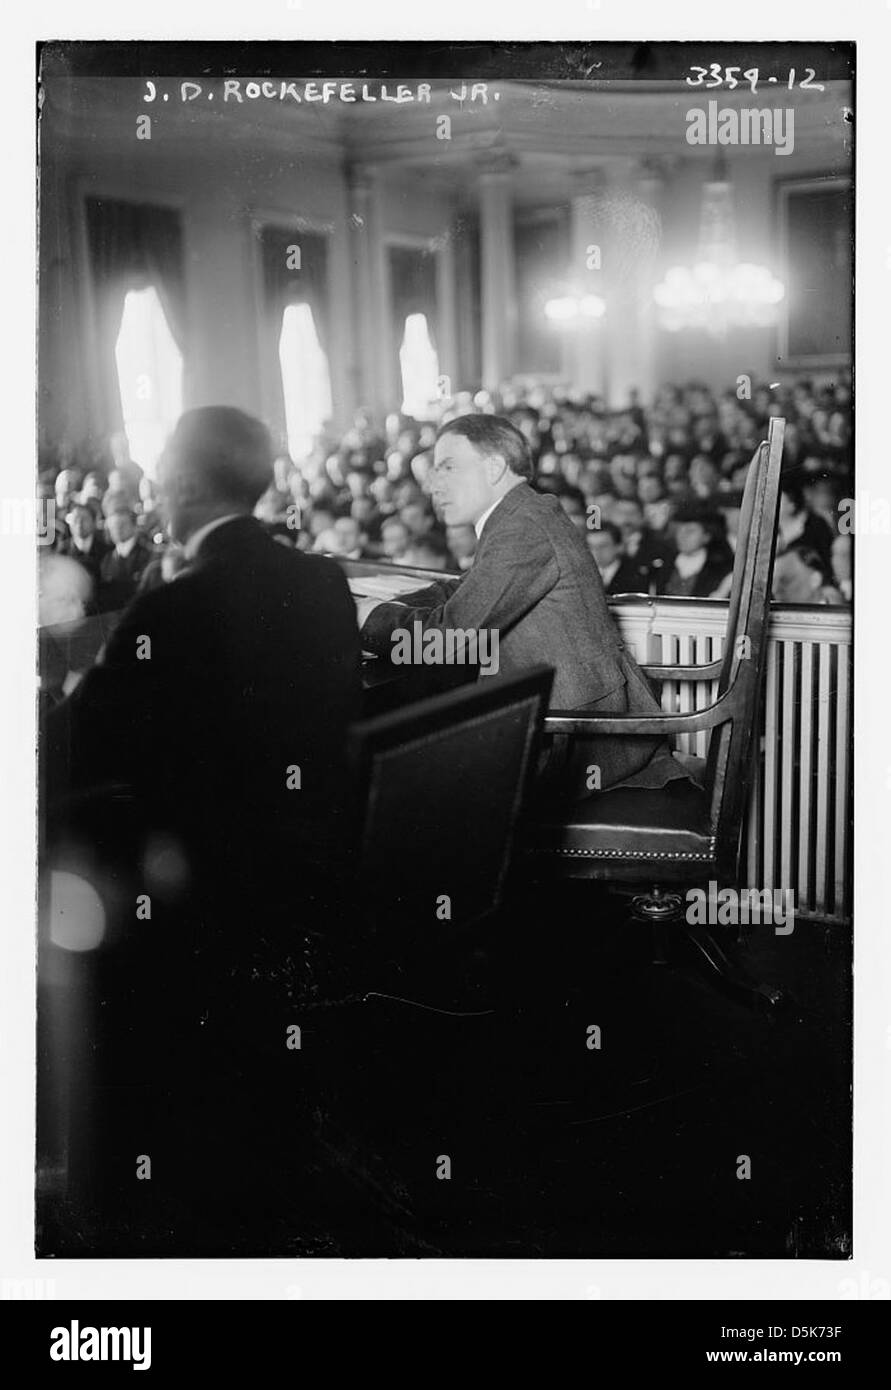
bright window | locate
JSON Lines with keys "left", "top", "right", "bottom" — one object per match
{"left": 399, "top": 312, "right": 440, "bottom": 421}
{"left": 279, "top": 302, "right": 333, "bottom": 463}
{"left": 114, "top": 285, "right": 183, "bottom": 479}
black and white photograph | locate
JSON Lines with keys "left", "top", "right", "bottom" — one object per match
{"left": 30, "top": 37, "right": 858, "bottom": 1264}
{"left": 2, "top": 2, "right": 888, "bottom": 1329}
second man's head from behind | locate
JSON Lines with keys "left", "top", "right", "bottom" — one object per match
{"left": 159, "top": 407, "right": 274, "bottom": 544}
{"left": 430, "top": 414, "right": 532, "bottom": 528}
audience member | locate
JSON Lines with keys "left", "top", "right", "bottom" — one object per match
{"left": 39, "top": 370, "right": 853, "bottom": 609}
{"left": 403, "top": 534, "right": 452, "bottom": 571}
{"left": 662, "top": 501, "right": 733, "bottom": 599}
{"left": 98, "top": 502, "right": 154, "bottom": 611}
{"left": 446, "top": 523, "right": 477, "bottom": 571}
{"left": 586, "top": 521, "right": 649, "bottom": 596}
{"left": 379, "top": 516, "right": 411, "bottom": 563}
{"left": 830, "top": 533, "right": 852, "bottom": 603}
{"left": 777, "top": 484, "right": 834, "bottom": 569}
{"left": 609, "top": 498, "right": 675, "bottom": 594}
{"left": 773, "top": 546, "right": 845, "bottom": 605}
{"left": 60, "top": 502, "right": 110, "bottom": 588}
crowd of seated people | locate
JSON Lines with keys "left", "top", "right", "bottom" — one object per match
{"left": 38, "top": 448, "right": 166, "bottom": 613}
{"left": 37, "top": 373, "right": 853, "bottom": 638}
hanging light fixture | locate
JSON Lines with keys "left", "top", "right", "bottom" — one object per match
{"left": 544, "top": 293, "right": 606, "bottom": 322}
{"left": 653, "top": 152, "right": 784, "bottom": 335}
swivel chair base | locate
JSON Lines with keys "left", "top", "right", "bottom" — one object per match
{"left": 630, "top": 885, "right": 790, "bottom": 1015}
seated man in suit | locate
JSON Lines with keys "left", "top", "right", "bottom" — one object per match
{"left": 661, "top": 500, "right": 733, "bottom": 599}
{"left": 46, "top": 406, "right": 362, "bottom": 901}
{"left": 586, "top": 520, "right": 649, "bottom": 596}
{"left": 357, "top": 414, "right": 689, "bottom": 801}
{"left": 97, "top": 500, "right": 154, "bottom": 611}
{"left": 608, "top": 497, "right": 676, "bottom": 595}
{"left": 43, "top": 408, "right": 364, "bottom": 1245}
{"left": 60, "top": 502, "right": 110, "bottom": 589}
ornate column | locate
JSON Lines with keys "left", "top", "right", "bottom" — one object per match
{"left": 348, "top": 164, "right": 392, "bottom": 419}
{"left": 570, "top": 160, "right": 664, "bottom": 408}
{"left": 568, "top": 171, "right": 609, "bottom": 398}
{"left": 477, "top": 154, "right": 518, "bottom": 391}
{"left": 627, "top": 158, "right": 666, "bottom": 410}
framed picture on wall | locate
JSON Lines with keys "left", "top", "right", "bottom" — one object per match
{"left": 775, "top": 176, "right": 853, "bottom": 369}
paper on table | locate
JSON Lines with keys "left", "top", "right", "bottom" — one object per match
{"left": 347, "top": 574, "right": 422, "bottom": 600}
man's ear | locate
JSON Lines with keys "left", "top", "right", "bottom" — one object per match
{"left": 485, "top": 453, "right": 509, "bottom": 486}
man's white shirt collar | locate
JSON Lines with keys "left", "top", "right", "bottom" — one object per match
{"left": 114, "top": 534, "right": 138, "bottom": 559}
{"left": 184, "top": 514, "right": 242, "bottom": 561}
{"left": 474, "top": 496, "right": 503, "bottom": 541}
{"left": 599, "top": 557, "right": 621, "bottom": 588}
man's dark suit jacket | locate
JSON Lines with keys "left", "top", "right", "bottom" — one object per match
{"left": 59, "top": 533, "right": 111, "bottom": 588}
{"left": 361, "top": 482, "right": 687, "bottom": 798}
{"left": 626, "top": 528, "right": 675, "bottom": 595}
{"left": 97, "top": 534, "right": 154, "bottom": 612}
{"left": 43, "top": 518, "right": 364, "bottom": 1235}
{"left": 663, "top": 552, "right": 733, "bottom": 599}
{"left": 602, "top": 556, "right": 651, "bottom": 597}
{"left": 46, "top": 516, "right": 362, "bottom": 896}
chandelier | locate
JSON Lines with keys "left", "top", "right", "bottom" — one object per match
{"left": 544, "top": 294, "right": 606, "bottom": 322}
{"left": 653, "top": 158, "right": 784, "bottom": 335}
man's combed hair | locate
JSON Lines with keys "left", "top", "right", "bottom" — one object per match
{"left": 436, "top": 413, "right": 533, "bottom": 480}
{"left": 170, "top": 406, "right": 275, "bottom": 509}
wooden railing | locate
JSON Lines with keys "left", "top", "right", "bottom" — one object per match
{"left": 609, "top": 596, "right": 853, "bottom": 924}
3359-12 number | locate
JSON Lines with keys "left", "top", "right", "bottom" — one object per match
{"left": 685, "top": 66, "right": 824, "bottom": 94}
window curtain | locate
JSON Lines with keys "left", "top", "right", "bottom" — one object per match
{"left": 259, "top": 226, "right": 330, "bottom": 348}
{"left": 388, "top": 244, "right": 439, "bottom": 350}
{"left": 258, "top": 225, "right": 330, "bottom": 443}
{"left": 85, "top": 198, "right": 187, "bottom": 436}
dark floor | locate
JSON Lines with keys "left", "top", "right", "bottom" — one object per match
{"left": 38, "top": 880, "right": 851, "bottom": 1260}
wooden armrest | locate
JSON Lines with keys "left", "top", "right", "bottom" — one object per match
{"left": 640, "top": 658, "right": 724, "bottom": 681}
{"left": 545, "top": 692, "right": 733, "bottom": 738}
